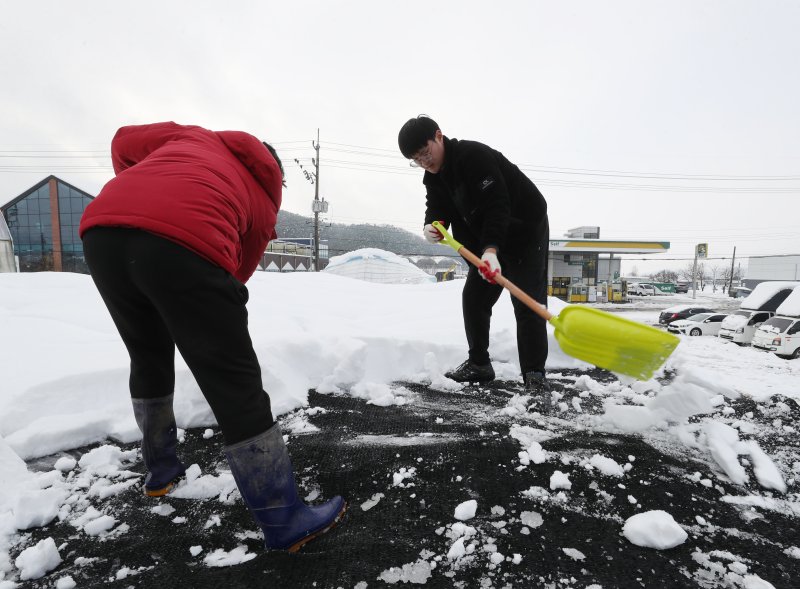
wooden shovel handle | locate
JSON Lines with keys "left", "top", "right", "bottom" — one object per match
{"left": 457, "top": 246, "right": 553, "bottom": 322}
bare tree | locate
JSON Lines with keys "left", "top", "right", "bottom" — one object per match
{"left": 722, "top": 265, "right": 743, "bottom": 292}
{"left": 696, "top": 262, "right": 707, "bottom": 291}
{"left": 679, "top": 262, "right": 695, "bottom": 283}
{"left": 650, "top": 269, "right": 678, "bottom": 283}
{"left": 708, "top": 264, "right": 723, "bottom": 292}
{"left": 680, "top": 261, "right": 708, "bottom": 291}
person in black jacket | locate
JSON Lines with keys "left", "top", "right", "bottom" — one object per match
{"left": 398, "top": 115, "right": 551, "bottom": 410}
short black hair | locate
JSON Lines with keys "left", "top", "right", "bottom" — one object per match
{"left": 398, "top": 115, "right": 440, "bottom": 159}
{"left": 262, "top": 141, "right": 287, "bottom": 187}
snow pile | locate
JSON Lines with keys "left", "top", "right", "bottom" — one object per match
{"left": 323, "top": 248, "right": 436, "bottom": 285}
{"left": 0, "top": 272, "right": 575, "bottom": 466}
{"left": 593, "top": 353, "right": 791, "bottom": 493}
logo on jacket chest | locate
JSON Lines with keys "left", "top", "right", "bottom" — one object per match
{"left": 480, "top": 176, "right": 496, "bottom": 191}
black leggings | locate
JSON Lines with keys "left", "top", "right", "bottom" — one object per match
{"left": 82, "top": 227, "right": 274, "bottom": 444}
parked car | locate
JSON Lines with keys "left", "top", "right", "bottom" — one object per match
{"left": 628, "top": 282, "right": 656, "bottom": 296}
{"left": 667, "top": 313, "right": 728, "bottom": 336}
{"left": 718, "top": 310, "right": 774, "bottom": 345}
{"left": 717, "top": 281, "right": 798, "bottom": 345}
{"left": 751, "top": 286, "right": 800, "bottom": 358}
{"left": 658, "top": 305, "right": 714, "bottom": 325}
{"left": 752, "top": 316, "right": 800, "bottom": 359}
{"left": 675, "top": 281, "right": 690, "bottom": 294}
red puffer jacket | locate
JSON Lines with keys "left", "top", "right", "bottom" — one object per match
{"left": 79, "top": 122, "right": 282, "bottom": 283}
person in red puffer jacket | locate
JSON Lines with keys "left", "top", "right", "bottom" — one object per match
{"left": 80, "top": 122, "right": 346, "bottom": 552}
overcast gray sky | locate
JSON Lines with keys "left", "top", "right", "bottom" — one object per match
{"left": 2, "top": 0, "right": 799, "bottom": 273}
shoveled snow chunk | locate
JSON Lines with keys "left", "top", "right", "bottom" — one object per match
{"left": 203, "top": 545, "right": 256, "bottom": 567}
{"left": 190, "top": 546, "right": 203, "bottom": 556}
{"left": 378, "top": 559, "right": 433, "bottom": 584}
{"left": 705, "top": 422, "right": 748, "bottom": 485}
{"left": 54, "top": 456, "right": 77, "bottom": 472}
{"left": 447, "top": 538, "right": 467, "bottom": 560}
{"left": 13, "top": 488, "right": 67, "bottom": 530}
{"left": 562, "top": 548, "right": 586, "bottom": 560}
{"left": 151, "top": 504, "right": 176, "bottom": 517}
{"left": 602, "top": 404, "right": 666, "bottom": 433}
{"left": 83, "top": 514, "right": 116, "bottom": 536}
{"left": 589, "top": 454, "right": 625, "bottom": 477}
{"left": 745, "top": 440, "right": 787, "bottom": 493}
{"left": 360, "top": 493, "right": 384, "bottom": 511}
{"left": 14, "top": 537, "right": 62, "bottom": 580}
{"left": 520, "top": 511, "right": 543, "bottom": 529}
{"left": 743, "top": 575, "right": 777, "bottom": 589}
{"left": 454, "top": 500, "right": 477, "bottom": 521}
{"left": 550, "top": 471, "right": 572, "bottom": 490}
{"left": 623, "top": 510, "right": 687, "bottom": 549}
{"left": 55, "top": 576, "right": 77, "bottom": 589}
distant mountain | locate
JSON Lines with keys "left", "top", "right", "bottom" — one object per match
{"left": 275, "top": 210, "right": 457, "bottom": 259}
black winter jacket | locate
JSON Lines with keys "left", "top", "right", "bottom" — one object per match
{"left": 423, "top": 137, "right": 547, "bottom": 256}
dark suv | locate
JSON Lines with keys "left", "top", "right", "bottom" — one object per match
{"left": 659, "top": 306, "right": 714, "bottom": 325}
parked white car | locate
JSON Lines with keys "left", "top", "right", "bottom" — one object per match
{"left": 718, "top": 310, "right": 773, "bottom": 345}
{"left": 717, "top": 281, "right": 798, "bottom": 345}
{"left": 667, "top": 313, "right": 728, "bottom": 336}
{"left": 751, "top": 287, "right": 800, "bottom": 358}
{"left": 752, "top": 316, "right": 800, "bottom": 359}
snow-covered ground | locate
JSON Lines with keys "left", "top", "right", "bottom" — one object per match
{"left": 1, "top": 272, "right": 798, "bottom": 586}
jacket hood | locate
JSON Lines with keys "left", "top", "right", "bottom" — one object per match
{"left": 216, "top": 130, "right": 283, "bottom": 209}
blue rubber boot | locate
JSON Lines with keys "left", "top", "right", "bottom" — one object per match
{"left": 224, "top": 424, "right": 347, "bottom": 551}
{"left": 131, "top": 394, "right": 186, "bottom": 496}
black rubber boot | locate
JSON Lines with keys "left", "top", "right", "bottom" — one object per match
{"left": 131, "top": 394, "right": 186, "bottom": 496}
{"left": 224, "top": 424, "right": 347, "bottom": 551}
{"left": 445, "top": 359, "right": 495, "bottom": 384}
{"left": 524, "top": 371, "right": 552, "bottom": 415}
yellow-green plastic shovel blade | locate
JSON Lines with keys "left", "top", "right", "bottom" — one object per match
{"left": 549, "top": 306, "right": 679, "bottom": 380}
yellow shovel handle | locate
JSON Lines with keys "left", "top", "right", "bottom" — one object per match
{"left": 432, "top": 222, "right": 553, "bottom": 322}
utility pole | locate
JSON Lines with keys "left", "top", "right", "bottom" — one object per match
{"left": 295, "top": 129, "right": 329, "bottom": 271}
{"left": 310, "top": 129, "right": 329, "bottom": 271}
{"left": 727, "top": 246, "right": 736, "bottom": 295}
{"left": 312, "top": 130, "right": 320, "bottom": 271}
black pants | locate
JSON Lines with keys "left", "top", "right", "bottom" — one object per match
{"left": 463, "top": 220, "right": 549, "bottom": 375}
{"left": 82, "top": 227, "right": 274, "bottom": 444}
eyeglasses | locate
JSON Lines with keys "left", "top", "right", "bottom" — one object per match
{"left": 409, "top": 145, "right": 434, "bottom": 168}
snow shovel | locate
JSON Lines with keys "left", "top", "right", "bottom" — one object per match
{"left": 431, "top": 222, "right": 679, "bottom": 380}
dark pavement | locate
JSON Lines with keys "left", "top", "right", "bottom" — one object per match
{"left": 17, "top": 369, "right": 800, "bottom": 588}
